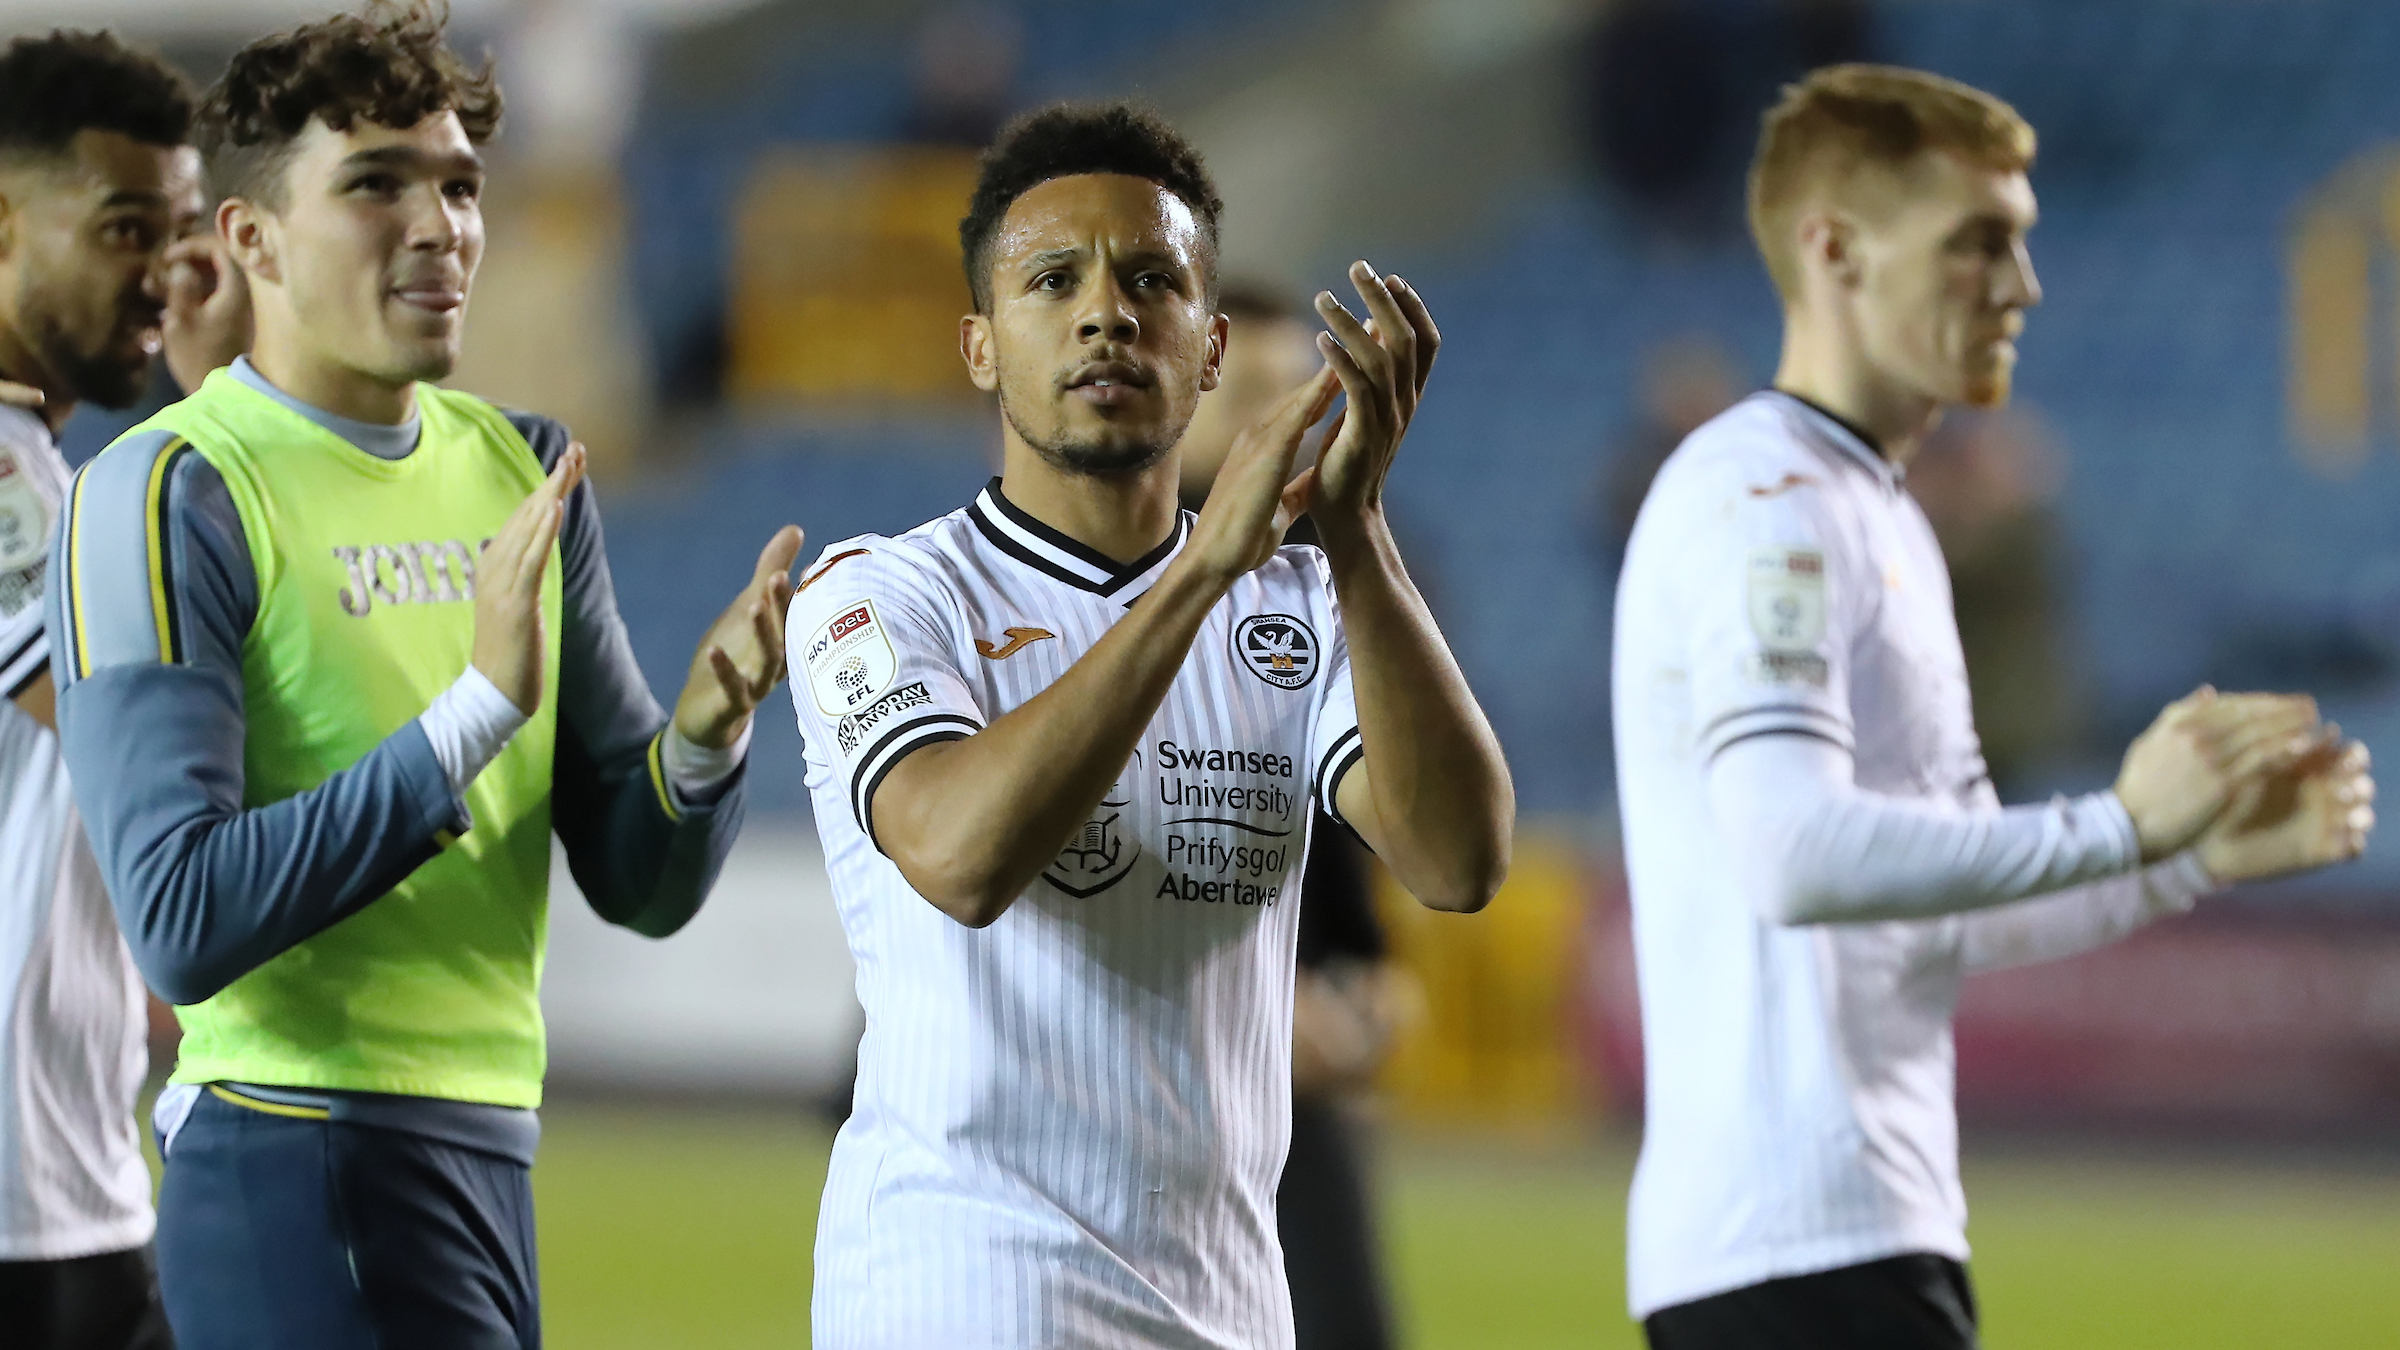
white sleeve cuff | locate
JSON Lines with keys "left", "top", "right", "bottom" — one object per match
{"left": 661, "top": 720, "right": 750, "bottom": 806}
{"left": 2151, "top": 850, "right": 2217, "bottom": 916}
{"left": 2088, "top": 790, "right": 2144, "bottom": 872}
{"left": 420, "top": 666, "right": 530, "bottom": 795}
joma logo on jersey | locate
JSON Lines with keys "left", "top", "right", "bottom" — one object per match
{"left": 331, "top": 540, "right": 480, "bottom": 618}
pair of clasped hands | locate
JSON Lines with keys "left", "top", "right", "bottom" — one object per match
{"left": 2113, "top": 688, "right": 2375, "bottom": 881}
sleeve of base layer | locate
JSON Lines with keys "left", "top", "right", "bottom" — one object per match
{"left": 1706, "top": 732, "right": 2148, "bottom": 926}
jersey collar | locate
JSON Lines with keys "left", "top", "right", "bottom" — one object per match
{"left": 966, "top": 477, "right": 1191, "bottom": 605}
{"left": 1763, "top": 389, "right": 1903, "bottom": 489}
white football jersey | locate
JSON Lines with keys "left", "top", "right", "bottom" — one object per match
{"left": 1613, "top": 392, "right": 1986, "bottom": 1316}
{"left": 789, "top": 480, "right": 1362, "bottom": 1350}
{"left": 0, "top": 407, "right": 153, "bottom": 1260}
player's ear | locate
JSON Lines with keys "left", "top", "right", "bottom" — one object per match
{"left": 1198, "top": 310, "right": 1229, "bottom": 394}
{"left": 220, "top": 196, "right": 279, "bottom": 286}
{"left": 1790, "top": 208, "right": 1862, "bottom": 301}
{"left": 961, "top": 312, "right": 999, "bottom": 393}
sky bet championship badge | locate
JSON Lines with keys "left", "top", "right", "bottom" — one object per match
{"left": 1232, "top": 613, "right": 1319, "bottom": 690}
{"left": 805, "top": 598, "right": 898, "bottom": 717}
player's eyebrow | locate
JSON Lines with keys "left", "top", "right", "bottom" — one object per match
{"left": 336, "top": 144, "right": 486, "bottom": 178}
{"left": 1017, "top": 245, "right": 1189, "bottom": 274}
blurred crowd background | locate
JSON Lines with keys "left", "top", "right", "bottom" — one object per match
{"left": 21, "top": 0, "right": 2400, "bottom": 1344}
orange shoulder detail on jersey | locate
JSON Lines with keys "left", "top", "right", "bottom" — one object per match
{"left": 798, "top": 549, "right": 871, "bottom": 591}
{"left": 975, "top": 627, "right": 1055, "bottom": 660}
{"left": 1747, "top": 473, "right": 1819, "bottom": 499}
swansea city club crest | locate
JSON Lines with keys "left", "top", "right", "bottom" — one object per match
{"left": 1232, "top": 613, "right": 1319, "bottom": 690}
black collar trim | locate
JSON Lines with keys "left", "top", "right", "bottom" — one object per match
{"left": 1764, "top": 390, "right": 1899, "bottom": 483}
{"left": 966, "top": 477, "right": 1189, "bottom": 603}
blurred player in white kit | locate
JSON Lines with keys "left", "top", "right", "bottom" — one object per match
{"left": 1613, "top": 63, "right": 2375, "bottom": 1350}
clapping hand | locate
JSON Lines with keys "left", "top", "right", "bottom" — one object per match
{"left": 2198, "top": 731, "right": 2374, "bottom": 882}
{"left": 672, "top": 525, "right": 805, "bottom": 750}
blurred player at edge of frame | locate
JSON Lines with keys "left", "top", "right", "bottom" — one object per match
{"left": 785, "top": 104, "right": 1512, "bottom": 1349}
{"left": 1178, "top": 280, "right": 1407, "bottom": 1350}
{"left": 0, "top": 29, "right": 246, "bottom": 1350}
{"left": 1613, "top": 64, "right": 2374, "bottom": 1350}
{"left": 46, "top": 5, "right": 801, "bottom": 1347}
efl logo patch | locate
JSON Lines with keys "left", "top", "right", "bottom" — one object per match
{"left": 805, "top": 598, "right": 898, "bottom": 717}
{"left": 1232, "top": 613, "right": 1319, "bottom": 690}
{"left": 1746, "top": 547, "right": 1826, "bottom": 654}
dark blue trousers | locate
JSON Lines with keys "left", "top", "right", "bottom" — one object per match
{"left": 153, "top": 1087, "right": 540, "bottom": 1350}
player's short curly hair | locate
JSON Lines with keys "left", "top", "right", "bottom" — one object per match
{"left": 0, "top": 30, "right": 193, "bottom": 162}
{"left": 196, "top": 0, "right": 502, "bottom": 206}
{"left": 1749, "top": 64, "right": 2036, "bottom": 304}
{"left": 960, "top": 102, "right": 1223, "bottom": 314}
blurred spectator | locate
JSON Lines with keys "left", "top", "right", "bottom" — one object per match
{"left": 1595, "top": 333, "right": 1744, "bottom": 571}
{"left": 501, "top": 0, "right": 644, "bottom": 170}
{"left": 1581, "top": 0, "right": 1873, "bottom": 231}
{"left": 1178, "top": 283, "right": 1323, "bottom": 503}
{"left": 1180, "top": 280, "right": 1404, "bottom": 1350}
{"left": 907, "top": 3, "right": 1023, "bottom": 147}
{"left": 1582, "top": 0, "right": 1730, "bottom": 220}
{"left": 1786, "top": 0, "right": 1873, "bottom": 73}
{"left": 1905, "top": 407, "right": 2085, "bottom": 793}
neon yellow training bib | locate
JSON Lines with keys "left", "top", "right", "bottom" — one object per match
{"left": 143, "top": 369, "right": 561, "bottom": 1108}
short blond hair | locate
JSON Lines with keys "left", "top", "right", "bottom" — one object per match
{"left": 1748, "top": 64, "right": 2036, "bottom": 303}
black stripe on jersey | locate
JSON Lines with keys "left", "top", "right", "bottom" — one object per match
{"left": 1706, "top": 723, "right": 1850, "bottom": 763}
{"left": 154, "top": 440, "right": 192, "bottom": 664}
{"left": 1320, "top": 742, "right": 1368, "bottom": 830}
{"left": 2, "top": 630, "right": 45, "bottom": 698}
{"left": 861, "top": 730, "right": 972, "bottom": 854}
{"left": 1697, "top": 702, "right": 1848, "bottom": 747}
{"left": 968, "top": 479, "right": 1189, "bottom": 600}
{"left": 849, "top": 712, "right": 984, "bottom": 833}
{"left": 968, "top": 500, "right": 1109, "bottom": 594}
{"left": 978, "top": 479, "right": 1117, "bottom": 582}
{"left": 1101, "top": 515, "right": 1188, "bottom": 604}
{"left": 1314, "top": 726, "right": 1362, "bottom": 807}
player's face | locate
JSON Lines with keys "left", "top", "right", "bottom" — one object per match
{"left": 1176, "top": 315, "right": 1318, "bottom": 498}
{"left": 966, "top": 173, "right": 1224, "bottom": 476}
{"left": 252, "top": 112, "right": 484, "bottom": 388}
{"left": 1851, "top": 152, "right": 2040, "bottom": 409}
{"left": 0, "top": 130, "right": 201, "bottom": 409}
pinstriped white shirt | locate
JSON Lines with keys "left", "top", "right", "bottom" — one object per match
{"left": 0, "top": 408, "right": 152, "bottom": 1260}
{"left": 789, "top": 480, "right": 1361, "bottom": 1350}
{"left": 1614, "top": 393, "right": 1984, "bottom": 1315}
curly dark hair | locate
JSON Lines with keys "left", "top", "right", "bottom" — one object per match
{"left": 0, "top": 30, "right": 193, "bottom": 160}
{"left": 197, "top": 0, "right": 502, "bottom": 205}
{"left": 960, "top": 102, "right": 1223, "bottom": 313}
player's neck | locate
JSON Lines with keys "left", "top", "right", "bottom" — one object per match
{"left": 997, "top": 442, "right": 1183, "bottom": 565}
{"left": 1772, "top": 327, "right": 1942, "bottom": 468}
{"left": 0, "top": 323, "right": 76, "bottom": 434}
{"left": 248, "top": 319, "right": 418, "bottom": 426}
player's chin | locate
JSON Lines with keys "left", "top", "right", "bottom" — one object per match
{"left": 1961, "top": 360, "right": 2015, "bottom": 409}
{"left": 1043, "top": 427, "right": 1170, "bottom": 476}
{"left": 382, "top": 334, "right": 462, "bottom": 385}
